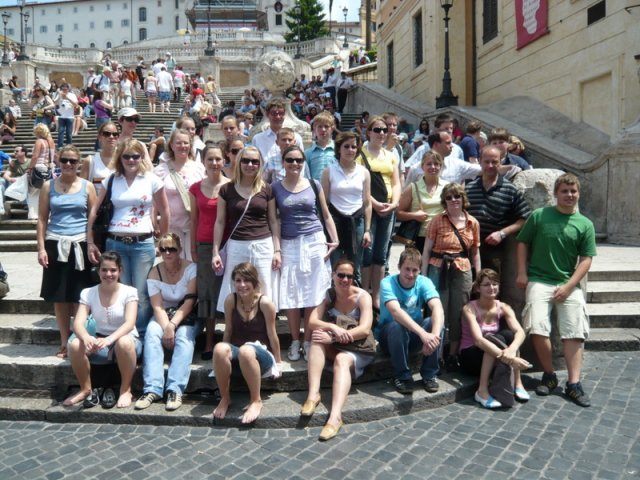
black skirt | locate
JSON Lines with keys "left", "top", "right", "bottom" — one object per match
{"left": 40, "top": 239, "right": 96, "bottom": 303}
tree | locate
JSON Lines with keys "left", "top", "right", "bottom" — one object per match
{"left": 284, "top": 0, "right": 330, "bottom": 43}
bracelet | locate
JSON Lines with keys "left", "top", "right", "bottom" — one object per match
{"left": 167, "top": 321, "right": 176, "bottom": 329}
{"left": 499, "top": 230, "right": 506, "bottom": 239}
{"left": 274, "top": 249, "right": 281, "bottom": 253}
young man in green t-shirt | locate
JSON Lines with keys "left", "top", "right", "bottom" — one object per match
{"left": 516, "top": 173, "right": 597, "bottom": 407}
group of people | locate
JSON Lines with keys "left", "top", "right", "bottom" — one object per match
{"left": 25, "top": 92, "right": 595, "bottom": 440}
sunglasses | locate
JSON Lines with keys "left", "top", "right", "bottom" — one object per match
{"left": 372, "top": 127, "right": 388, "bottom": 134}
{"left": 336, "top": 272, "right": 354, "bottom": 280}
{"left": 159, "top": 246, "right": 178, "bottom": 253}
{"left": 230, "top": 148, "right": 241, "bottom": 155}
{"left": 240, "top": 158, "right": 260, "bottom": 166}
{"left": 123, "top": 117, "right": 140, "bottom": 123}
{"left": 101, "top": 131, "right": 119, "bottom": 138}
{"left": 284, "top": 157, "right": 304, "bottom": 164}
{"left": 59, "top": 157, "right": 80, "bottom": 165}
{"left": 122, "top": 154, "right": 142, "bottom": 161}
{"left": 445, "top": 194, "right": 462, "bottom": 201}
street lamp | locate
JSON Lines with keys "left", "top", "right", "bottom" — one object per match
{"left": 23, "top": 11, "right": 29, "bottom": 44}
{"left": 294, "top": 3, "right": 302, "bottom": 59}
{"left": 342, "top": 7, "right": 348, "bottom": 48}
{"left": 58, "top": 34, "right": 62, "bottom": 47}
{"left": 17, "top": 0, "right": 28, "bottom": 60}
{"left": 1, "top": 12, "right": 10, "bottom": 66}
{"left": 435, "top": 0, "right": 458, "bottom": 108}
{"left": 204, "top": 0, "right": 215, "bottom": 56}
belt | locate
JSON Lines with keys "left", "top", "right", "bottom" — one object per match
{"left": 431, "top": 251, "right": 467, "bottom": 259}
{"left": 107, "top": 232, "right": 153, "bottom": 244}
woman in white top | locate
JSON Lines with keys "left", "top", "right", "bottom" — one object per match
{"left": 144, "top": 71, "right": 158, "bottom": 113}
{"left": 153, "top": 128, "right": 205, "bottom": 260}
{"left": 321, "top": 131, "right": 372, "bottom": 285}
{"left": 88, "top": 139, "right": 170, "bottom": 336}
{"left": 175, "top": 115, "right": 206, "bottom": 163}
{"left": 136, "top": 233, "right": 198, "bottom": 412}
{"left": 80, "top": 122, "right": 118, "bottom": 196}
{"left": 64, "top": 251, "right": 141, "bottom": 408}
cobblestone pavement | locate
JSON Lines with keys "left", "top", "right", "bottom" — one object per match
{"left": 0, "top": 351, "right": 638, "bottom": 480}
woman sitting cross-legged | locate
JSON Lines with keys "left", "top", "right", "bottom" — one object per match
{"left": 63, "top": 251, "right": 141, "bottom": 408}
{"left": 212, "top": 262, "right": 282, "bottom": 424}
{"left": 459, "top": 268, "right": 532, "bottom": 409}
{"left": 135, "top": 233, "right": 199, "bottom": 412}
{"left": 301, "top": 258, "right": 375, "bottom": 441}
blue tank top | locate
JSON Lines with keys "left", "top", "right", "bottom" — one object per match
{"left": 272, "top": 180, "right": 323, "bottom": 239}
{"left": 48, "top": 179, "right": 89, "bottom": 236}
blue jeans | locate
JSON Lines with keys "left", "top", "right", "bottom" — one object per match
{"left": 379, "top": 317, "right": 444, "bottom": 381}
{"left": 363, "top": 211, "right": 394, "bottom": 267}
{"left": 57, "top": 117, "right": 73, "bottom": 148}
{"left": 34, "top": 116, "right": 52, "bottom": 128}
{"left": 105, "top": 236, "right": 155, "bottom": 336}
{"left": 142, "top": 319, "right": 202, "bottom": 395}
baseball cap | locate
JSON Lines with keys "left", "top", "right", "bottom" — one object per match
{"left": 118, "top": 107, "right": 140, "bottom": 119}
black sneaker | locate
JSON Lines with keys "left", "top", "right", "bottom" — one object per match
{"left": 82, "top": 388, "right": 101, "bottom": 409}
{"left": 422, "top": 378, "right": 439, "bottom": 393}
{"left": 565, "top": 382, "right": 591, "bottom": 407}
{"left": 444, "top": 355, "right": 460, "bottom": 373}
{"left": 535, "top": 372, "right": 558, "bottom": 396}
{"left": 393, "top": 377, "right": 413, "bottom": 395}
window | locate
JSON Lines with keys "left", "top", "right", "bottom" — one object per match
{"left": 26, "top": 27, "right": 31, "bottom": 34}
{"left": 90, "top": 42, "right": 96, "bottom": 48}
{"left": 73, "top": 7, "right": 77, "bottom": 13}
{"left": 157, "top": 16, "right": 163, "bottom": 25}
{"left": 587, "top": 1, "right": 606, "bottom": 25}
{"left": 73, "top": 43, "right": 79, "bottom": 48}
{"left": 123, "top": 40, "right": 129, "bottom": 44}
{"left": 105, "top": 20, "right": 113, "bottom": 28}
{"left": 482, "top": 0, "right": 498, "bottom": 44}
{"left": 175, "top": 0, "right": 179, "bottom": 8}
{"left": 175, "top": 15, "right": 179, "bottom": 30}
{"left": 90, "top": 5, "right": 94, "bottom": 12}
{"left": 90, "top": 21, "right": 95, "bottom": 28}
{"left": 121, "top": 19, "right": 130, "bottom": 27}
{"left": 56, "top": 24, "right": 64, "bottom": 32}
{"left": 275, "top": 14, "right": 282, "bottom": 26}
{"left": 40, "top": 25, "right": 48, "bottom": 33}
{"left": 106, "top": 41, "right": 112, "bottom": 48}
{"left": 139, "top": 28, "right": 147, "bottom": 41}
{"left": 73, "top": 23, "right": 78, "bottom": 31}
{"left": 157, "top": 0, "right": 162, "bottom": 6}
{"left": 413, "top": 11, "right": 423, "bottom": 68}
{"left": 41, "top": 9, "right": 45, "bottom": 15}
{"left": 139, "top": 7, "right": 147, "bottom": 22}
{"left": 123, "top": 3, "right": 128, "bottom": 9}
{"left": 57, "top": 8, "right": 61, "bottom": 14}
{"left": 106, "top": 4, "right": 111, "bottom": 10}
{"left": 387, "top": 41, "right": 394, "bottom": 88}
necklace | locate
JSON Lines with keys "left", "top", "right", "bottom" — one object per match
{"left": 239, "top": 294, "right": 258, "bottom": 318}
{"left": 164, "top": 261, "right": 181, "bottom": 277}
{"left": 58, "top": 178, "right": 75, "bottom": 193}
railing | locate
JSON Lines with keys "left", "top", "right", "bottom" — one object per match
{"left": 281, "top": 36, "right": 344, "bottom": 57}
{"left": 347, "top": 62, "right": 378, "bottom": 82}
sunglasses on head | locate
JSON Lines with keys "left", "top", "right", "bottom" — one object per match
{"left": 230, "top": 148, "right": 241, "bottom": 155}
{"left": 123, "top": 117, "right": 140, "bottom": 123}
{"left": 240, "top": 158, "right": 260, "bottom": 166}
{"left": 101, "top": 131, "right": 119, "bottom": 138}
{"left": 59, "top": 157, "right": 79, "bottom": 165}
{"left": 336, "top": 272, "right": 354, "bottom": 280}
{"left": 122, "top": 153, "right": 142, "bottom": 161}
{"left": 372, "top": 127, "right": 388, "bottom": 134}
{"left": 159, "top": 246, "right": 178, "bottom": 253}
{"left": 445, "top": 194, "right": 462, "bottom": 201}
{"left": 284, "top": 157, "right": 304, "bottom": 164}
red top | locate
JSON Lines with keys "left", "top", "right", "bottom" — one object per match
{"left": 189, "top": 180, "right": 227, "bottom": 244}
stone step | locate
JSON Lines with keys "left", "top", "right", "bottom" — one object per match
{"left": 0, "top": 219, "right": 36, "bottom": 231}
{"left": 0, "top": 370, "right": 477, "bottom": 429}
{"left": 587, "top": 303, "right": 640, "bottom": 328}
{"left": 0, "top": 240, "right": 37, "bottom": 252}
{"left": 0, "top": 230, "right": 36, "bottom": 241}
{"left": 0, "top": 299, "right": 52, "bottom": 315}
{"left": 589, "top": 270, "right": 640, "bottom": 282}
{"left": 586, "top": 281, "right": 640, "bottom": 303}
{"left": 584, "top": 328, "right": 640, "bottom": 351}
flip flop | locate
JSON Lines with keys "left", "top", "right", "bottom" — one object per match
{"left": 101, "top": 388, "right": 117, "bottom": 409}
{"left": 83, "top": 388, "right": 101, "bottom": 409}
{"left": 56, "top": 345, "right": 68, "bottom": 359}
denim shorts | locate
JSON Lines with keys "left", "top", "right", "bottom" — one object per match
{"left": 68, "top": 333, "right": 142, "bottom": 365}
{"left": 159, "top": 91, "right": 171, "bottom": 102}
{"left": 229, "top": 343, "right": 275, "bottom": 376}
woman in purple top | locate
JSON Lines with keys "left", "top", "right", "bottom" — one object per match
{"left": 459, "top": 269, "right": 532, "bottom": 409}
{"left": 272, "top": 146, "right": 338, "bottom": 362}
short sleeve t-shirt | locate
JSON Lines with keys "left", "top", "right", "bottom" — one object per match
{"left": 220, "top": 183, "right": 273, "bottom": 241}
{"left": 517, "top": 206, "right": 597, "bottom": 286}
{"left": 271, "top": 180, "right": 323, "bottom": 239}
{"left": 105, "top": 173, "right": 163, "bottom": 234}
{"left": 80, "top": 284, "right": 139, "bottom": 337}
{"left": 375, "top": 274, "right": 440, "bottom": 339}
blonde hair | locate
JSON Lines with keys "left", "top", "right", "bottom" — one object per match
{"left": 165, "top": 128, "right": 194, "bottom": 162}
{"left": 34, "top": 123, "right": 50, "bottom": 139}
{"left": 111, "top": 138, "right": 151, "bottom": 175}
{"left": 233, "top": 146, "right": 265, "bottom": 195}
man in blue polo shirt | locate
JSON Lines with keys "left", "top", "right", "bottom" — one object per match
{"left": 375, "top": 248, "right": 444, "bottom": 394}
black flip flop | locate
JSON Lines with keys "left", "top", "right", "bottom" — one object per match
{"left": 82, "top": 388, "right": 101, "bottom": 409}
{"left": 101, "top": 388, "right": 117, "bottom": 409}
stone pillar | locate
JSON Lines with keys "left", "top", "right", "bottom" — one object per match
{"left": 10, "top": 60, "right": 37, "bottom": 92}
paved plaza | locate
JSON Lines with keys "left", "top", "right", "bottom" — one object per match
{"left": 0, "top": 351, "right": 637, "bottom": 479}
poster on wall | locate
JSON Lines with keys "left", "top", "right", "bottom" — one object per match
{"left": 515, "top": 0, "right": 549, "bottom": 49}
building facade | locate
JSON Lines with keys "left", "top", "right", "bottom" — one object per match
{"left": 375, "top": 0, "right": 640, "bottom": 138}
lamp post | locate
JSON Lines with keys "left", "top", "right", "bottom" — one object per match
{"left": 17, "top": 0, "right": 28, "bottom": 60}
{"left": 204, "top": 0, "right": 215, "bottom": 56}
{"left": 23, "top": 10, "right": 29, "bottom": 45}
{"left": 1, "top": 12, "right": 10, "bottom": 66}
{"left": 435, "top": 0, "right": 458, "bottom": 108}
{"left": 294, "top": 3, "right": 302, "bottom": 59}
{"left": 58, "top": 34, "right": 62, "bottom": 47}
{"left": 342, "top": 6, "right": 348, "bottom": 48}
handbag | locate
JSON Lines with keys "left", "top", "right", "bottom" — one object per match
{"left": 360, "top": 151, "right": 388, "bottom": 203}
{"left": 216, "top": 193, "right": 253, "bottom": 277}
{"left": 324, "top": 288, "right": 376, "bottom": 355}
{"left": 0, "top": 261, "right": 9, "bottom": 299}
{"left": 308, "top": 178, "right": 333, "bottom": 245}
{"left": 485, "top": 333, "right": 515, "bottom": 407}
{"left": 165, "top": 293, "right": 198, "bottom": 327}
{"left": 29, "top": 167, "right": 52, "bottom": 189}
{"left": 393, "top": 183, "right": 423, "bottom": 247}
{"left": 92, "top": 174, "right": 115, "bottom": 251}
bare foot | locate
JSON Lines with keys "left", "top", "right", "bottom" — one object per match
{"left": 213, "top": 397, "right": 231, "bottom": 419}
{"left": 241, "top": 400, "right": 262, "bottom": 424}
{"left": 116, "top": 391, "right": 133, "bottom": 408}
{"left": 63, "top": 389, "right": 91, "bottom": 406}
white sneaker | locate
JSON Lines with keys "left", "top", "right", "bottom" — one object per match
{"left": 288, "top": 340, "right": 301, "bottom": 361}
{"left": 302, "top": 341, "right": 311, "bottom": 362}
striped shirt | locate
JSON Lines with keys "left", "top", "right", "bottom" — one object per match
{"left": 465, "top": 176, "right": 531, "bottom": 239}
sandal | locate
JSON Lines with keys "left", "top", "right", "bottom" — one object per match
{"left": 83, "top": 388, "right": 102, "bottom": 409}
{"left": 101, "top": 388, "right": 117, "bottom": 409}
{"left": 56, "top": 345, "right": 68, "bottom": 359}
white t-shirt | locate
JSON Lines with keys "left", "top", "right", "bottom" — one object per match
{"left": 56, "top": 92, "right": 78, "bottom": 119}
{"left": 80, "top": 284, "right": 139, "bottom": 337}
{"left": 103, "top": 173, "right": 163, "bottom": 234}
{"left": 157, "top": 71, "right": 174, "bottom": 92}
{"left": 147, "top": 262, "right": 196, "bottom": 308}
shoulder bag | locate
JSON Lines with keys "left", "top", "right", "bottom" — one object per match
{"left": 168, "top": 160, "right": 192, "bottom": 213}
{"left": 92, "top": 174, "right": 115, "bottom": 251}
{"left": 155, "top": 265, "right": 199, "bottom": 327}
{"left": 216, "top": 192, "right": 252, "bottom": 276}
{"left": 323, "top": 288, "right": 376, "bottom": 355}
{"left": 360, "top": 151, "right": 388, "bottom": 204}
{"left": 392, "top": 181, "right": 424, "bottom": 247}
